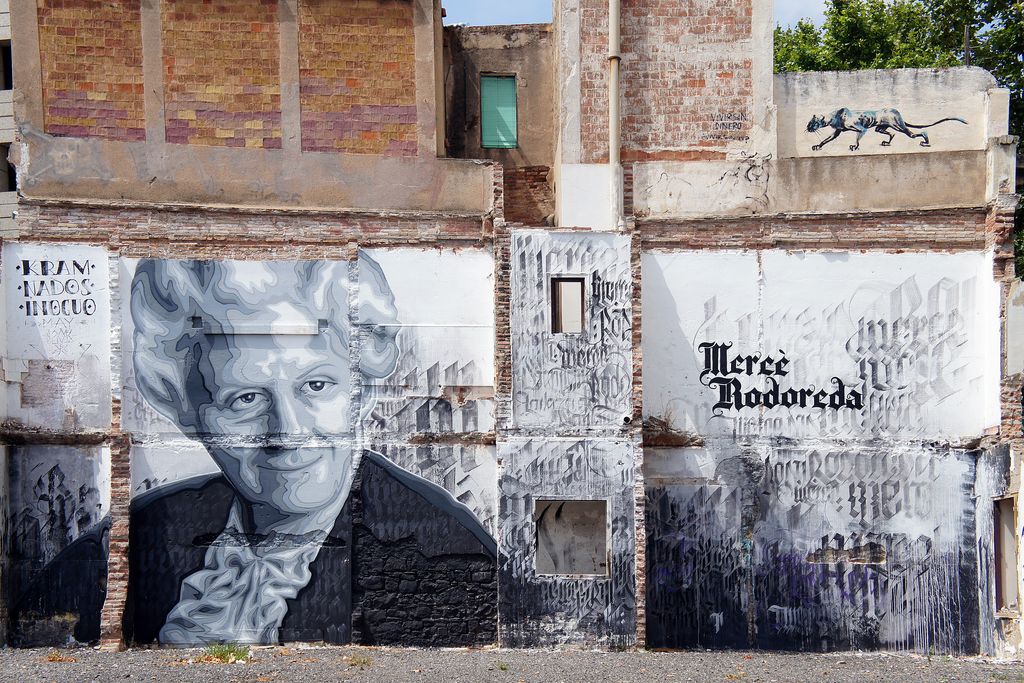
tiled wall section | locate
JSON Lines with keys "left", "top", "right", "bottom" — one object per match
{"left": 298, "top": 0, "right": 417, "bottom": 155}
{"left": 37, "top": 0, "right": 146, "bottom": 141}
{"left": 162, "top": 0, "right": 282, "bottom": 148}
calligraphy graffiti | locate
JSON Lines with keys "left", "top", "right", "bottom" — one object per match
{"left": 698, "top": 342, "right": 863, "bottom": 413}
{"left": 511, "top": 231, "right": 632, "bottom": 429}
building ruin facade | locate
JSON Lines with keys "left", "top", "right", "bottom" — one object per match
{"left": 0, "top": 0, "right": 1021, "bottom": 655}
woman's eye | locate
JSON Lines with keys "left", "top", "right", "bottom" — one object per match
{"left": 230, "top": 392, "right": 266, "bottom": 410}
{"left": 302, "top": 379, "right": 336, "bottom": 396}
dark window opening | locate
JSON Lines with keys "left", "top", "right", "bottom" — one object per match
{"left": 1, "top": 144, "right": 15, "bottom": 192}
{"left": 533, "top": 499, "right": 608, "bottom": 576}
{"left": 995, "top": 497, "right": 1019, "bottom": 613}
{"left": 551, "top": 277, "right": 585, "bottom": 334}
{"left": 1, "top": 42, "right": 12, "bottom": 90}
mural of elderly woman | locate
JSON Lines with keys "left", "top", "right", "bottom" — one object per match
{"left": 126, "top": 253, "right": 496, "bottom": 646}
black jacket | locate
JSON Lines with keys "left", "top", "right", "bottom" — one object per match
{"left": 18, "top": 451, "right": 497, "bottom": 647}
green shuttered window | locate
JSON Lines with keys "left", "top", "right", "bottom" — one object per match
{"left": 481, "top": 75, "right": 517, "bottom": 149}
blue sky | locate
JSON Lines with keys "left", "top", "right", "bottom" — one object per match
{"left": 443, "top": 0, "right": 828, "bottom": 27}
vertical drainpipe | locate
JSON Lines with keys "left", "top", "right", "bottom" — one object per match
{"left": 608, "top": 0, "right": 625, "bottom": 230}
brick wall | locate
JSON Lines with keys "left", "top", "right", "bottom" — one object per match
{"left": 503, "top": 166, "right": 553, "bottom": 226}
{"left": 37, "top": 0, "right": 146, "bottom": 141}
{"left": 579, "top": 0, "right": 609, "bottom": 163}
{"left": 298, "top": 0, "right": 417, "bottom": 155}
{"left": 162, "top": 0, "right": 282, "bottom": 148}
{"left": 579, "top": 0, "right": 753, "bottom": 163}
{"left": 640, "top": 208, "right": 990, "bottom": 251}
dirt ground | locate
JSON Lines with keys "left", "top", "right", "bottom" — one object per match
{"left": 1, "top": 645, "right": 1023, "bottom": 683}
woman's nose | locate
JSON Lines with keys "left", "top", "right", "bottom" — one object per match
{"left": 267, "top": 395, "right": 312, "bottom": 443}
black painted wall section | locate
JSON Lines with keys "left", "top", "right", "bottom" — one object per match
{"left": 124, "top": 453, "right": 496, "bottom": 647}
{"left": 646, "top": 449, "right": 982, "bottom": 654}
{"left": 351, "top": 456, "right": 498, "bottom": 646}
{"left": 8, "top": 520, "right": 109, "bottom": 646}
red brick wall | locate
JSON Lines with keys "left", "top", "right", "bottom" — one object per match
{"left": 162, "top": 0, "right": 282, "bottom": 148}
{"left": 503, "top": 166, "right": 553, "bottom": 226}
{"left": 640, "top": 208, "right": 990, "bottom": 251}
{"left": 298, "top": 0, "right": 417, "bottom": 155}
{"left": 37, "top": 0, "right": 146, "bottom": 141}
{"left": 579, "top": 0, "right": 609, "bottom": 163}
{"left": 579, "top": 0, "right": 753, "bottom": 162}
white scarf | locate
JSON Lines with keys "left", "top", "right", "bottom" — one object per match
{"left": 159, "top": 502, "right": 335, "bottom": 645}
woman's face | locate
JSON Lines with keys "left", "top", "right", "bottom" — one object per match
{"left": 195, "top": 330, "right": 355, "bottom": 517}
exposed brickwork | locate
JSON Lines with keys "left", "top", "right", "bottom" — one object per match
{"left": 622, "top": 0, "right": 752, "bottom": 154}
{"left": 16, "top": 203, "right": 488, "bottom": 256}
{"left": 98, "top": 410, "right": 128, "bottom": 650}
{"left": 578, "top": 0, "right": 610, "bottom": 163}
{"left": 37, "top": 0, "right": 146, "bottom": 141}
{"left": 1002, "top": 373, "right": 1023, "bottom": 457}
{"left": 641, "top": 208, "right": 989, "bottom": 251}
{"left": 629, "top": 226, "right": 645, "bottom": 647}
{"left": 503, "top": 166, "right": 553, "bottom": 226}
{"left": 991, "top": 196, "right": 1022, "bottom": 458}
{"left": 579, "top": 0, "right": 753, "bottom": 162}
{"left": 298, "top": 0, "right": 417, "bottom": 155}
{"left": 162, "top": 0, "right": 282, "bottom": 148}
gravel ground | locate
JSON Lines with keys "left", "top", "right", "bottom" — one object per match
{"left": 1, "top": 646, "right": 1023, "bottom": 683}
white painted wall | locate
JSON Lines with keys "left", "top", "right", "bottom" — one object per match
{"left": 1008, "top": 280, "right": 1024, "bottom": 376}
{"left": 1, "top": 243, "right": 112, "bottom": 430}
{"left": 556, "top": 163, "right": 620, "bottom": 229}
{"left": 777, "top": 68, "right": 998, "bottom": 159}
{"left": 642, "top": 250, "right": 1000, "bottom": 442}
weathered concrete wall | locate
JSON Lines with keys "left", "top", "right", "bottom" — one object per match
{"left": 641, "top": 248, "right": 1003, "bottom": 653}
{"left": 446, "top": 25, "right": 554, "bottom": 170}
{"left": 445, "top": 24, "right": 555, "bottom": 225}
{"left": 633, "top": 68, "right": 1015, "bottom": 220}
{"left": 1, "top": 206, "right": 503, "bottom": 647}
{"left": 11, "top": 0, "right": 495, "bottom": 213}
{"left": 1, "top": 243, "right": 112, "bottom": 432}
{"left": 778, "top": 69, "right": 993, "bottom": 159}
{"left": 499, "top": 229, "right": 638, "bottom": 647}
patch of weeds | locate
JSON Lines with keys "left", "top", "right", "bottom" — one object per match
{"left": 347, "top": 654, "right": 372, "bottom": 669}
{"left": 200, "top": 643, "right": 250, "bottom": 664}
{"left": 497, "top": 661, "right": 509, "bottom": 671}
{"left": 44, "top": 649, "right": 77, "bottom": 663}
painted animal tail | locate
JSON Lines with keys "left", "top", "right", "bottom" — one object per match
{"left": 906, "top": 117, "right": 968, "bottom": 129}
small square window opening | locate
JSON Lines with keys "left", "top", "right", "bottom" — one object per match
{"left": 533, "top": 499, "right": 608, "bottom": 576}
{"left": 551, "top": 277, "right": 585, "bottom": 334}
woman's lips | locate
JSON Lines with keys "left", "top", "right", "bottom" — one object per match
{"left": 258, "top": 448, "right": 327, "bottom": 472}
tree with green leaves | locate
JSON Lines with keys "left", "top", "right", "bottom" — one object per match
{"left": 777, "top": 0, "right": 1023, "bottom": 277}
{"left": 775, "top": 0, "right": 1023, "bottom": 138}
